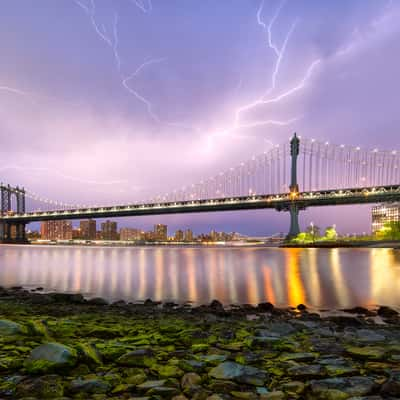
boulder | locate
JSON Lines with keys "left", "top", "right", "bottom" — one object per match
{"left": 116, "top": 348, "right": 155, "bottom": 367}
{"left": 16, "top": 375, "right": 64, "bottom": 399}
{"left": 24, "top": 342, "right": 77, "bottom": 373}
{"left": 0, "top": 319, "right": 25, "bottom": 336}
{"left": 69, "top": 378, "right": 111, "bottom": 394}
{"left": 309, "top": 376, "right": 377, "bottom": 399}
{"left": 209, "top": 361, "right": 267, "bottom": 386}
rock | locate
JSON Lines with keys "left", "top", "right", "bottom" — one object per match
{"left": 287, "top": 364, "right": 326, "bottom": 379}
{"left": 29, "top": 294, "right": 54, "bottom": 304}
{"left": 209, "top": 299, "right": 224, "bottom": 311}
{"left": 281, "top": 380, "right": 305, "bottom": 395}
{"left": 144, "top": 298, "right": 159, "bottom": 306}
{"left": 343, "top": 306, "right": 370, "bottom": 315}
{"left": 230, "top": 391, "right": 258, "bottom": 399}
{"left": 87, "top": 297, "right": 108, "bottom": 305}
{"left": 279, "top": 352, "right": 316, "bottom": 362}
{"left": 26, "top": 320, "right": 48, "bottom": 337}
{"left": 116, "top": 348, "right": 155, "bottom": 367}
{"left": 76, "top": 342, "right": 102, "bottom": 365}
{"left": 309, "top": 376, "right": 377, "bottom": 399}
{"left": 206, "top": 395, "right": 224, "bottom": 400}
{"left": 181, "top": 372, "right": 201, "bottom": 394}
{"left": 153, "top": 364, "right": 184, "bottom": 378}
{"left": 267, "top": 322, "right": 296, "bottom": 336}
{"left": 346, "top": 346, "right": 387, "bottom": 360}
{"left": 179, "top": 359, "right": 206, "bottom": 372}
{"left": 146, "top": 386, "right": 180, "bottom": 396}
{"left": 70, "top": 378, "right": 111, "bottom": 394}
{"left": 381, "top": 371, "right": 400, "bottom": 397}
{"left": 137, "top": 380, "right": 167, "bottom": 390}
{"left": 377, "top": 306, "right": 398, "bottom": 318}
{"left": 16, "top": 375, "right": 64, "bottom": 399}
{"left": 199, "top": 354, "right": 227, "bottom": 365}
{"left": 355, "top": 329, "right": 386, "bottom": 343}
{"left": 24, "top": 342, "right": 77, "bottom": 373}
{"left": 48, "top": 292, "right": 85, "bottom": 303}
{"left": 209, "top": 361, "right": 267, "bottom": 386}
{"left": 0, "top": 319, "right": 25, "bottom": 336}
{"left": 172, "top": 396, "right": 189, "bottom": 400}
{"left": 297, "top": 303, "right": 307, "bottom": 311}
{"left": 259, "top": 391, "right": 285, "bottom": 400}
{"left": 257, "top": 302, "right": 274, "bottom": 312}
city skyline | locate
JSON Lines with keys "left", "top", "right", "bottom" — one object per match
{"left": 1, "top": 0, "right": 399, "bottom": 234}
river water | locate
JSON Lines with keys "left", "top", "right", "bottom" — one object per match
{"left": 0, "top": 245, "right": 399, "bottom": 310}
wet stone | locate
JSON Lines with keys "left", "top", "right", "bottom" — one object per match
{"left": 209, "top": 361, "right": 267, "bottom": 386}
{"left": 309, "top": 376, "right": 377, "bottom": 399}
{"left": 69, "top": 378, "right": 111, "bottom": 394}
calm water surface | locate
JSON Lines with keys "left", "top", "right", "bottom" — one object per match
{"left": 0, "top": 245, "right": 400, "bottom": 310}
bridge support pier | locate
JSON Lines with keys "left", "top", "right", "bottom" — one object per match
{"left": 0, "top": 222, "right": 27, "bottom": 244}
{"left": 287, "top": 203, "right": 300, "bottom": 239}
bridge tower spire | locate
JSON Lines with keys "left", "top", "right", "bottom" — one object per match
{"left": 287, "top": 133, "right": 301, "bottom": 239}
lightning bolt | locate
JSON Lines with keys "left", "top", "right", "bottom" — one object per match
{"left": 73, "top": 0, "right": 164, "bottom": 121}
{"left": 73, "top": 0, "right": 121, "bottom": 71}
{"left": 0, "top": 86, "right": 28, "bottom": 96}
{"left": 201, "top": 1, "right": 320, "bottom": 147}
{"left": 129, "top": 0, "right": 153, "bottom": 13}
{"left": 122, "top": 58, "right": 166, "bottom": 122}
{"left": 233, "top": 0, "right": 320, "bottom": 127}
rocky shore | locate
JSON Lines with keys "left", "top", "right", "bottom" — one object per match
{"left": 0, "top": 287, "right": 399, "bottom": 399}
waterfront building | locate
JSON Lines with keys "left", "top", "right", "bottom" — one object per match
{"left": 101, "top": 220, "right": 118, "bottom": 240}
{"left": 372, "top": 203, "right": 400, "bottom": 233}
{"left": 174, "top": 229, "right": 184, "bottom": 241}
{"left": 80, "top": 219, "right": 96, "bottom": 240}
{"left": 72, "top": 228, "right": 81, "bottom": 239}
{"left": 184, "top": 229, "right": 193, "bottom": 241}
{"left": 154, "top": 224, "right": 167, "bottom": 241}
{"left": 40, "top": 220, "right": 72, "bottom": 240}
{"left": 120, "top": 228, "right": 142, "bottom": 241}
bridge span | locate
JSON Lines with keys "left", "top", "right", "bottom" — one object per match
{"left": 1, "top": 134, "right": 400, "bottom": 242}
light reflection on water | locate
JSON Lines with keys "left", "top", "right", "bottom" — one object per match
{"left": 0, "top": 245, "right": 400, "bottom": 309}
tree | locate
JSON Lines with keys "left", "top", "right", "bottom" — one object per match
{"left": 306, "top": 224, "right": 320, "bottom": 242}
{"left": 324, "top": 225, "right": 337, "bottom": 241}
{"left": 378, "top": 221, "right": 400, "bottom": 240}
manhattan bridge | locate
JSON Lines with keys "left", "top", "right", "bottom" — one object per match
{"left": 1, "top": 134, "right": 400, "bottom": 243}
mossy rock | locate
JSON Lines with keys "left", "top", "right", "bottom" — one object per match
{"left": 152, "top": 364, "right": 184, "bottom": 378}
{"left": 346, "top": 346, "right": 387, "bottom": 360}
{"left": 26, "top": 320, "right": 49, "bottom": 337}
{"left": 76, "top": 342, "right": 102, "bottom": 366}
{"left": 116, "top": 349, "right": 155, "bottom": 367}
{"left": 24, "top": 342, "right": 77, "bottom": 373}
{"left": 16, "top": 375, "right": 64, "bottom": 399}
{"left": 0, "top": 319, "right": 26, "bottom": 336}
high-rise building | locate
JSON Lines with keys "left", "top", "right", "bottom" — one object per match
{"left": 40, "top": 220, "right": 73, "bottom": 240}
{"left": 184, "top": 229, "right": 193, "bottom": 241}
{"left": 101, "top": 220, "right": 118, "bottom": 240}
{"left": 154, "top": 224, "right": 167, "bottom": 241}
{"left": 372, "top": 203, "right": 400, "bottom": 234}
{"left": 120, "top": 228, "right": 142, "bottom": 241}
{"left": 174, "top": 229, "right": 184, "bottom": 241}
{"left": 80, "top": 220, "right": 97, "bottom": 240}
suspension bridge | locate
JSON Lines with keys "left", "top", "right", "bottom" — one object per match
{"left": 1, "top": 134, "right": 400, "bottom": 243}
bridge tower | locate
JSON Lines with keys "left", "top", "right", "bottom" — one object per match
{"left": 0, "top": 184, "right": 27, "bottom": 243}
{"left": 287, "top": 133, "right": 301, "bottom": 239}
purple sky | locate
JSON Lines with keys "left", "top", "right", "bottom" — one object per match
{"left": 1, "top": 0, "right": 399, "bottom": 235}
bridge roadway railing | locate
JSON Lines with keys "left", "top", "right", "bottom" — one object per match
{"left": 1, "top": 184, "right": 400, "bottom": 223}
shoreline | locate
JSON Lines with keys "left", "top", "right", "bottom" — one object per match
{"left": 0, "top": 287, "right": 399, "bottom": 399}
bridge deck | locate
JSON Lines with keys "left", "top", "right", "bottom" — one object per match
{"left": 1, "top": 185, "right": 400, "bottom": 223}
